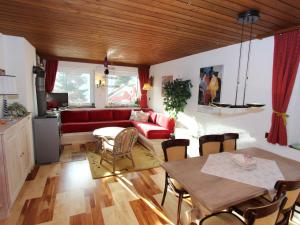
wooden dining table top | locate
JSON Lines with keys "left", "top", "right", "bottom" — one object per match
{"left": 161, "top": 147, "right": 300, "bottom": 213}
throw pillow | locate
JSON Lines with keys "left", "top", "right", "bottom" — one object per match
{"left": 136, "top": 111, "right": 149, "bottom": 122}
{"left": 129, "top": 110, "right": 138, "bottom": 121}
{"left": 130, "top": 110, "right": 149, "bottom": 122}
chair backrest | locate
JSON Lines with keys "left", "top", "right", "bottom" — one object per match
{"left": 244, "top": 196, "right": 286, "bottom": 225}
{"left": 223, "top": 133, "right": 239, "bottom": 152}
{"left": 113, "top": 127, "right": 138, "bottom": 155}
{"left": 199, "top": 134, "right": 223, "bottom": 156}
{"left": 274, "top": 180, "right": 300, "bottom": 211}
{"left": 161, "top": 139, "right": 190, "bottom": 162}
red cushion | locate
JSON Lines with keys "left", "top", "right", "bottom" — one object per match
{"left": 60, "top": 110, "right": 89, "bottom": 123}
{"left": 61, "top": 120, "right": 132, "bottom": 133}
{"left": 155, "top": 113, "right": 175, "bottom": 132}
{"left": 148, "top": 111, "right": 157, "bottom": 123}
{"left": 89, "top": 110, "right": 113, "bottom": 121}
{"left": 132, "top": 121, "right": 171, "bottom": 139}
{"left": 112, "top": 109, "right": 132, "bottom": 120}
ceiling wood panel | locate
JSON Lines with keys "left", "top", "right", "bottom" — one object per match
{"left": 279, "top": 0, "right": 300, "bottom": 10}
{"left": 0, "top": 0, "right": 298, "bottom": 65}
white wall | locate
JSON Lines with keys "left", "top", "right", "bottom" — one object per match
{"left": 0, "top": 34, "right": 4, "bottom": 70}
{"left": 2, "top": 35, "right": 36, "bottom": 114}
{"left": 150, "top": 36, "right": 300, "bottom": 160}
{"left": 57, "top": 61, "right": 139, "bottom": 108}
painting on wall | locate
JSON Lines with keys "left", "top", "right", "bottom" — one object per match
{"left": 161, "top": 75, "right": 173, "bottom": 97}
{"left": 198, "top": 65, "right": 223, "bottom": 106}
{"left": 0, "top": 69, "right": 5, "bottom": 75}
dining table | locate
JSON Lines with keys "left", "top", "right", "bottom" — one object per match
{"left": 161, "top": 147, "right": 300, "bottom": 215}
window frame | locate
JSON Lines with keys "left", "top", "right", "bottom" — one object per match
{"left": 105, "top": 71, "right": 140, "bottom": 108}
{"left": 53, "top": 68, "right": 95, "bottom": 107}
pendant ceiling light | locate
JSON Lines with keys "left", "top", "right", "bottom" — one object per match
{"left": 213, "top": 9, "right": 265, "bottom": 109}
{"left": 104, "top": 55, "right": 109, "bottom": 75}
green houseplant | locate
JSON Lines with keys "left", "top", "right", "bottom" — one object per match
{"left": 163, "top": 79, "right": 193, "bottom": 118}
{"left": 8, "top": 102, "right": 28, "bottom": 117}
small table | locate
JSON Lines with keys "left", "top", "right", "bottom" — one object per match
{"left": 93, "top": 127, "right": 125, "bottom": 153}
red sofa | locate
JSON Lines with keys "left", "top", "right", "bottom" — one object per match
{"left": 60, "top": 109, "right": 175, "bottom": 139}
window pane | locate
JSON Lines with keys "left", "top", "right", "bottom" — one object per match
{"left": 107, "top": 74, "right": 139, "bottom": 106}
{"left": 53, "top": 71, "right": 91, "bottom": 105}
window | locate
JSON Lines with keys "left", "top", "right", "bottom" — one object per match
{"left": 106, "top": 74, "right": 139, "bottom": 107}
{"left": 53, "top": 70, "right": 93, "bottom": 106}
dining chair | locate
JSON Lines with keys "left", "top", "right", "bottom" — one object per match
{"left": 100, "top": 127, "right": 138, "bottom": 173}
{"left": 199, "top": 195, "right": 286, "bottom": 225}
{"left": 161, "top": 139, "right": 190, "bottom": 225}
{"left": 291, "top": 193, "right": 300, "bottom": 220}
{"left": 233, "top": 180, "right": 300, "bottom": 225}
{"left": 199, "top": 134, "right": 223, "bottom": 156}
{"left": 223, "top": 133, "right": 239, "bottom": 152}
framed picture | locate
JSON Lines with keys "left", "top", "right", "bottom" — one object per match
{"left": 0, "top": 69, "right": 5, "bottom": 76}
{"left": 161, "top": 75, "right": 173, "bottom": 97}
{"left": 198, "top": 65, "right": 223, "bottom": 106}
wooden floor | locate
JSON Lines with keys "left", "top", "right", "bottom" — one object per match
{"left": 0, "top": 143, "right": 299, "bottom": 225}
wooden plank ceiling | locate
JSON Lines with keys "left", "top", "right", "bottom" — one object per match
{"left": 0, "top": 0, "right": 299, "bottom": 65}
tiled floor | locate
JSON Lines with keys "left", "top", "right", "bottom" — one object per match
{"left": 0, "top": 143, "right": 299, "bottom": 225}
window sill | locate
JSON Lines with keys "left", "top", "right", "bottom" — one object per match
{"left": 105, "top": 105, "right": 139, "bottom": 109}
{"left": 69, "top": 104, "right": 95, "bottom": 108}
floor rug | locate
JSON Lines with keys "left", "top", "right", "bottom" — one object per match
{"left": 86, "top": 142, "right": 162, "bottom": 178}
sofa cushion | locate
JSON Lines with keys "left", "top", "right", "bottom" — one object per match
{"left": 156, "top": 113, "right": 175, "bottom": 132}
{"left": 148, "top": 111, "right": 157, "bottom": 123}
{"left": 61, "top": 120, "right": 132, "bottom": 133}
{"left": 132, "top": 121, "right": 171, "bottom": 139}
{"left": 89, "top": 110, "right": 113, "bottom": 121}
{"left": 112, "top": 109, "right": 132, "bottom": 120}
{"left": 60, "top": 110, "right": 89, "bottom": 123}
{"left": 130, "top": 110, "right": 149, "bottom": 122}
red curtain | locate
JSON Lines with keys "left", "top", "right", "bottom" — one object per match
{"left": 138, "top": 65, "right": 150, "bottom": 108}
{"left": 45, "top": 59, "right": 58, "bottom": 93}
{"left": 267, "top": 30, "right": 300, "bottom": 145}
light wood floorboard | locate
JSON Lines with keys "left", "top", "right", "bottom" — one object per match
{"left": 0, "top": 143, "right": 299, "bottom": 225}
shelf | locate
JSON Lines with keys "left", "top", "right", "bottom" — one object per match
{"left": 197, "top": 105, "right": 265, "bottom": 116}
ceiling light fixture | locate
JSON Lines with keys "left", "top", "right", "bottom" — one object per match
{"left": 104, "top": 55, "right": 109, "bottom": 76}
{"left": 213, "top": 9, "right": 265, "bottom": 109}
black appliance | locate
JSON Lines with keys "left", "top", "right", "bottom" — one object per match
{"left": 33, "top": 66, "right": 47, "bottom": 116}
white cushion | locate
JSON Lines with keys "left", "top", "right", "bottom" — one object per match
{"left": 130, "top": 110, "right": 149, "bottom": 122}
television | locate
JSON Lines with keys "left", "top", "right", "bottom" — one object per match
{"left": 47, "top": 93, "right": 69, "bottom": 108}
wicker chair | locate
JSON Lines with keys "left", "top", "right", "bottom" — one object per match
{"left": 199, "top": 134, "right": 224, "bottom": 156}
{"left": 200, "top": 195, "right": 286, "bottom": 225}
{"left": 223, "top": 133, "right": 239, "bottom": 152}
{"left": 100, "top": 127, "right": 138, "bottom": 173}
{"left": 233, "top": 180, "right": 300, "bottom": 225}
{"left": 161, "top": 139, "right": 190, "bottom": 225}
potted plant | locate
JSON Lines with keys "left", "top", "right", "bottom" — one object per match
{"left": 162, "top": 78, "right": 193, "bottom": 118}
{"left": 8, "top": 102, "right": 28, "bottom": 117}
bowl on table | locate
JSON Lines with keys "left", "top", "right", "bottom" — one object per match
{"left": 232, "top": 154, "right": 257, "bottom": 170}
